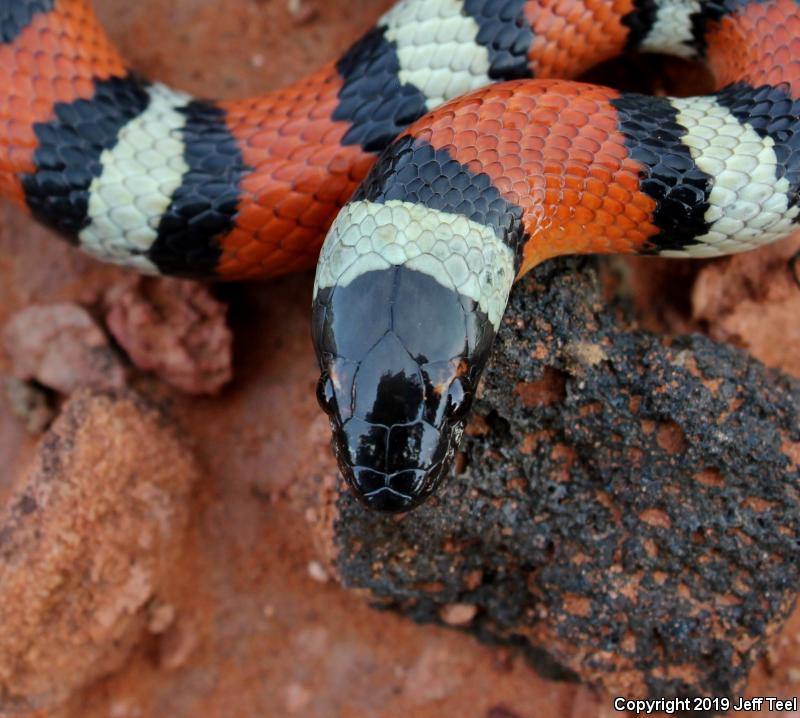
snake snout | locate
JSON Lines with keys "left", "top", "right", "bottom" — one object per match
{"left": 348, "top": 467, "right": 434, "bottom": 513}
{"left": 330, "top": 417, "right": 454, "bottom": 512}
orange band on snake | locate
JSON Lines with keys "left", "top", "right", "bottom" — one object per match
{"left": 2, "top": 0, "right": 796, "bottom": 282}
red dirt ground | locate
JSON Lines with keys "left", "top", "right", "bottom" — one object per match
{"left": 0, "top": 1, "right": 798, "bottom": 716}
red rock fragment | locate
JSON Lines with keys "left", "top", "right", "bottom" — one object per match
{"left": 0, "top": 390, "right": 199, "bottom": 711}
{"left": 655, "top": 421, "right": 686, "bottom": 454}
{"left": 694, "top": 468, "right": 725, "bottom": 487}
{"left": 3, "top": 304, "right": 126, "bottom": 394}
{"left": 639, "top": 508, "right": 672, "bottom": 529}
{"left": 514, "top": 367, "right": 567, "bottom": 407}
{"left": 692, "top": 236, "right": 800, "bottom": 377}
{"left": 105, "top": 277, "right": 233, "bottom": 395}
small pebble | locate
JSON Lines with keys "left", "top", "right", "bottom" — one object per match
{"left": 147, "top": 602, "right": 176, "bottom": 634}
{"left": 287, "top": 0, "right": 317, "bottom": 24}
{"left": 438, "top": 603, "right": 478, "bottom": 626}
{"left": 285, "top": 683, "right": 312, "bottom": 713}
{"left": 307, "top": 560, "right": 329, "bottom": 583}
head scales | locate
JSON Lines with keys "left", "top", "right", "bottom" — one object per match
{"left": 311, "top": 197, "right": 516, "bottom": 512}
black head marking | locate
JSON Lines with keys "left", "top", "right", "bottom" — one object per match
{"left": 313, "top": 266, "right": 494, "bottom": 512}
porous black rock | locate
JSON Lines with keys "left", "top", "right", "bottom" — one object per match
{"left": 328, "top": 256, "right": 800, "bottom": 705}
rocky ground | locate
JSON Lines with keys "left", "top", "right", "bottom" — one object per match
{"left": 0, "top": 1, "right": 798, "bottom": 716}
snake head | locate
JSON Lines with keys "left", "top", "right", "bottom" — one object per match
{"left": 312, "top": 264, "right": 492, "bottom": 511}
{"left": 311, "top": 199, "right": 515, "bottom": 512}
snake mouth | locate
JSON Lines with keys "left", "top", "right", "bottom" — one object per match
{"left": 358, "top": 486, "right": 417, "bottom": 513}
{"left": 338, "top": 461, "right": 448, "bottom": 513}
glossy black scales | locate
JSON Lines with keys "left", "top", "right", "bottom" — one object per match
{"left": 715, "top": 82, "right": 800, "bottom": 207}
{"left": 621, "top": 0, "right": 661, "bottom": 52}
{"left": 463, "top": 0, "right": 535, "bottom": 79}
{"left": 621, "top": 0, "right": 768, "bottom": 57}
{"left": 22, "top": 74, "right": 151, "bottom": 241}
{"left": 355, "top": 135, "right": 528, "bottom": 263}
{"left": 333, "top": 27, "right": 430, "bottom": 154}
{"left": 0, "top": 0, "right": 54, "bottom": 45}
{"left": 612, "top": 92, "right": 715, "bottom": 253}
{"left": 333, "top": 1, "right": 537, "bottom": 155}
{"left": 312, "top": 266, "right": 495, "bottom": 512}
{"left": 149, "top": 100, "right": 250, "bottom": 277}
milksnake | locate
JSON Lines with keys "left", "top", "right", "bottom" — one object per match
{"left": 1, "top": 0, "right": 798, "bottom": 511}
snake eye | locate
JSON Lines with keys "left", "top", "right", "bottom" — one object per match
{"left": 316, "top": 373, "right": 337, "bottom": 416}
{"left": 445, "top": 376, "right": 473, "bottom": 422}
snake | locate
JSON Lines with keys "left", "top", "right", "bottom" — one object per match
{"left": 1, "top": 0, "right": 798, "bottom": 512}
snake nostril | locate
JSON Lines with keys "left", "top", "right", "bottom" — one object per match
{"left": 445, "top": 376, "right": 474, "bottom": 422}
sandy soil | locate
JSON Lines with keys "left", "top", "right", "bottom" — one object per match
{"left": 0, "top": 1, "right": 798, "bottom": 716}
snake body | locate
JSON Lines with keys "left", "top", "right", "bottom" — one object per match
{"left": 1, "top": 0, "right": 799, "bottom": 511}
{"left": 311, "top": 0, "right": 800, "bottom": 511}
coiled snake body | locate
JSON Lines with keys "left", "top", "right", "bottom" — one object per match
{"left": 1, "top": 0, "right": 798, "bottom": 510}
